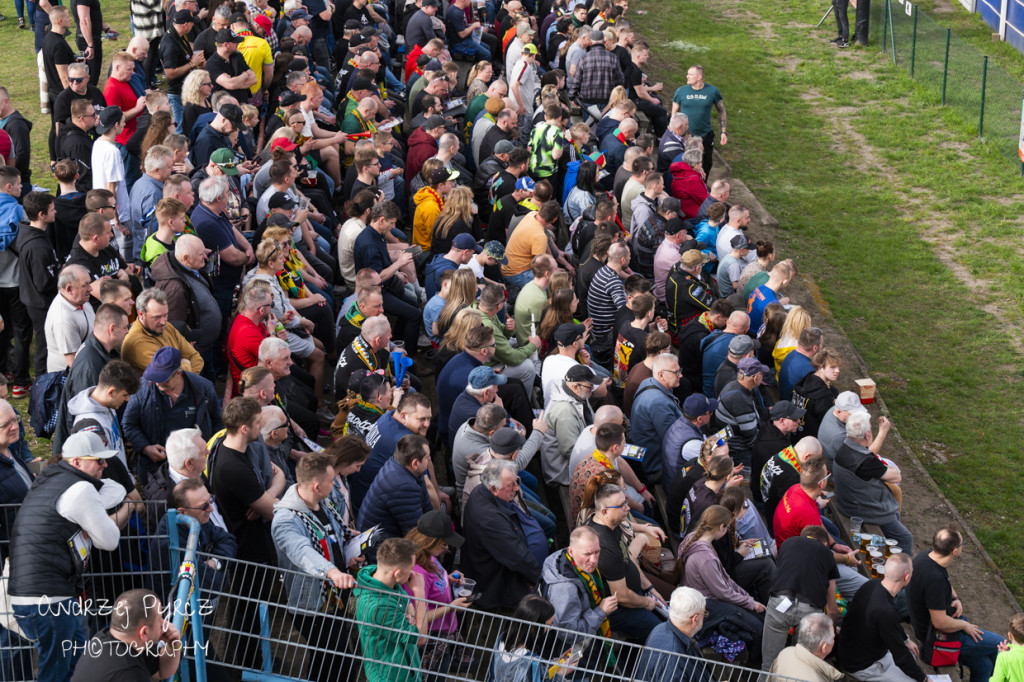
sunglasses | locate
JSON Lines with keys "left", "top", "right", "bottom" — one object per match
{"left": 69, "top": 77, "right": 85, "bottom": 83}
{"left": 182, "top": 499, "right": 214, "bottom": 511}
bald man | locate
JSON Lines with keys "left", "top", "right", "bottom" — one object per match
{"left": 568, "top": 405, "right": 654, "bottom": 509}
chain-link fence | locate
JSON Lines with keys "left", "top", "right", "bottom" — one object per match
{"left": 875, "top": 0, "right": 1024, "bottom": 166}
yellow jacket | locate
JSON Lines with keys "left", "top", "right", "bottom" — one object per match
{"left": 121, "top": 319, "right": 205, "bottom": 376}
{"left": 412, "top": 186, "right": 443, "bottom": 249}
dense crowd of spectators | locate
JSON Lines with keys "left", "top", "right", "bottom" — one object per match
{"left": 0, "top": 0, "right": 1017, "bottom": 680}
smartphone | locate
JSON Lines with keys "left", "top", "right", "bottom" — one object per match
{"left": 404, "top": 245, "right": 423, "bottom": 256}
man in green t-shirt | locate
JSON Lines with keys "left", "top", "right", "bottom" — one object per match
{"left": 670, "top": 65, "right": 727, "bottom": 178}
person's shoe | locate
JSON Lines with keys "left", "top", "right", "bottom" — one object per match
{"left": 316, "top": 406, "right": 335, "bottom": 424}
{"left": 18, "top": 17, "right": 25, "bottom": 28}
{"left": 830, "top": 36, "right": 842, "bottom": 43}
{"left": 837, "top": 39, "right": 850, "bottom": 48}
{"left": 417, "top": 332, "right": 432, "bottom": 348}
{"left": 12, "top": 385, "right": 29, "bottom": 399}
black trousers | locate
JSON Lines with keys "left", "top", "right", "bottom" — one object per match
{"left": 24, "top": 303, "right": 48, "bottom": 380}
{"left": 0, "top": 290, "right": 32, "bottom": 386}
{"left": 383, "top": 288, "right": 421, "bottom": 350}
{"left": 74, "top": 34, "right": 103, "bottom": 87}
{"left": 701, "top": 130, "right": 715, "bottom": 179}
{"left": 637, "top": 99, "right": 669, "bottom": 138}
{"left": 292, "top": 607, "right": 358, "bottom": 682}
{"left": 834, "top": 0, "right": 851, "bottom": 40}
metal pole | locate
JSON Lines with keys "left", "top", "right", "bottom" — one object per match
{"left": 887, "top": 0, "right": 896, "bottom": 63}
{"left": 980, "top": 55, "right": 988, "bottom": 137}
{"left": 882, "top": 0, "right": 888, "bottom": 52}
{"left": 942, "top": 28, "right": 951, "bottom": 105}
{"left": 911, "top": 5, "right": 918, "bottom": 77}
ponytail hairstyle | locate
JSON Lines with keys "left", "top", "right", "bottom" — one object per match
{"left": 678, "top": 504, "right": 733, "bottom": 557}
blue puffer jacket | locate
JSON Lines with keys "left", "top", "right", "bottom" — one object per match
{"left": 356, "top": 456, "right": 431, "bottom": 542}
{"left": 122, "top": 371, "right": 223, "bottom": 453}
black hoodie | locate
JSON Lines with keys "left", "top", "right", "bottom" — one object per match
{"left": 791, "top": 373, "right": 838, "bottom": 439}
{"left": 1, "top": 110, "right": 33, "bottom": 188}
{"left": 15, "top": 222, "right": 59, "bottom": 309}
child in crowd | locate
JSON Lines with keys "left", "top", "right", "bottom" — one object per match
{"left": 993, "top": 614, "right": 1024, "bottom": 682}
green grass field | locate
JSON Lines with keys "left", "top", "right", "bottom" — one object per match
{"left": 635, "top": 0, "right": 1024, "bottom": 600}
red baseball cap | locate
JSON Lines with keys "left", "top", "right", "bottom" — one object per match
{"left": 270, "top": 137, "right": 298, "bottom": 152}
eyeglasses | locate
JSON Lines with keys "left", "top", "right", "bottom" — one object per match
{"left": 268, "top": 423, "right": 288, "bottom": 433}
{"left": 0, "top": 416, "right": 19, "bottom": 430}
{"left": 181, "top": 500, "right": 214, "bottom": 511}
{"left": 601, "top": 502, "right": 629, "bottom": 511}
{"left": 69, "top": 77, "right": 85, "bottom": 83}
{"left": 76, "top": 456, "right": 108, "bottom": 463}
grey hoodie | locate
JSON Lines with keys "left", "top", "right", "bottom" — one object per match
{"left": 540, "top": 550, "right": 612, "bottom": 635}
{"left": 541, "top": 381, "right": 593, "bottom": 486}
{"left": 451, "top": 419, "right": 493, "bottom": 498}
{"left": 67, "top": 386, "right": 127, "bottom": 469}
{"left": 462, "top": 429, "right": 543, "bottom": 507}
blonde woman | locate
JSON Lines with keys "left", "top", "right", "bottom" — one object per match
{"left": 430, "top": 186, "right": 481, "bottom": 255}
{"left": 466, "top": 61, "right": 493, "bottom": 102}
{"left": 181, "top": 69, "right": 212, "bottom": 135}
{"left": 772, "top": 305, "right": 812, "bottom": 376}
{"left": 243, "top": 240, "right": 321, "bottom": 360}
{"left": 434, "top": 307, "right": 485, "bottom": 375}
{"left": 602, "top": 85, "right": 629, "bottom": 117}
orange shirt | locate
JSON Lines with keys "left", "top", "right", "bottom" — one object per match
{"left": 502, "top": 212, "right": 549, "bottom": 277}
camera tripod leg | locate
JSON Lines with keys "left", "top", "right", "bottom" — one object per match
{"left": 816, "top": 5, "right": 834, "bottom": 28}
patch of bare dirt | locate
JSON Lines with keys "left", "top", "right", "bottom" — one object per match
{"left": 845, "top": 69, "right": 877, "bottom": 80}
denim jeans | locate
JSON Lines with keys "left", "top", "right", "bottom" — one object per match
{"left": 453, "top": 37, "right": 490, "bottom": 61}
{"left": 167, "top": 94, "right": 184, "bottom": 129}
{"left": 956, "top": 621, "right": 1002, "bottom": 682}
{"left": 608, "top": 605, "right": 661, "bottom": 641}
{"left": 0, "top": 626, "right": 34, "bottom": 681}
{"left": 505, "top": 269, "right": 534, "bottom": 290}
{"left": 13, "top": 600, "right": 88, "bottom": 682}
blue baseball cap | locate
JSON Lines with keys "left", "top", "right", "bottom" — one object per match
{"left": 143, "top": 346, "right": 182, "bottom": 383}
{"left": 515, "top": 176, "right": 535, "bottom": 192}
{"left": 468, "top": 366, "right": 507, "bottom": 389}
{"left": 453, "top": 232, "right": 482, "bottom": 253}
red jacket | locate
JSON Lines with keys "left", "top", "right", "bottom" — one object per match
{"left": 404, "top": 45, "right": 424, "bottom": 82}
{"left": 669, "top": 160, "right": 710, "bottom": 219}
{"left": 406, "top": 127, "right": 439, "bottom": 193}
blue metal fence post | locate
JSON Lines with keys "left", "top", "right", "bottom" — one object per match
{"left": 882, "top": 0, "right": 889, "bottom": 52}
{"left": 942, "top": 28, "right": 951, "bottom": 105}
{"left": 888, "top": 0, "right": 896, "bottom": 62}
{"left": 979, "top": 55, "right": 988, "bottom": 137}
{"left": 911, "top": 5, "right": 918, "bottom": 77}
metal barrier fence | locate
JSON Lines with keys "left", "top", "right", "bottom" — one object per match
{"left": 0, "top": 501, "right": 809, "bottom": 682}
{"left": 0, "top": 500, "right": 172, "bottom": 682}
{"left": 182, "top": 546, "right": 809, "bottom": 682}
{"left": 877, "top": 0, "right": 1024, "bottom": 166}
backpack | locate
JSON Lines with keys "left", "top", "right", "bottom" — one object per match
{"left": 28, "top": 369, "right": 68, "bottom": 439}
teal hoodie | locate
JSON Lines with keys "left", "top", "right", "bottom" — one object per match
{"left": 354, "top": 565, "right": 422, "bottom": 682}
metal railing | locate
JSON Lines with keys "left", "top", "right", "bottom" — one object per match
{"left": 0, "top": 501, "right": 172, "bottom": 682}
{"left": 0, "top": 500, "right": 809, "bottom": 682}
{"left": 181, "top": 548, "right": 808, "bottom": 682}
{"left": 877, "top": 0, "right": 1024, "bottom": 166}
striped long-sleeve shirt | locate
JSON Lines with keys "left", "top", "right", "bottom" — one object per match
{"left": 587, "top": 264, "right": 626, "bottom": 337}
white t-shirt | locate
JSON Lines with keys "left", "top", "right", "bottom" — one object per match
{"left": 460, "top": 256, "right": 485, "bottom": 280}
{"left": 44, "top": 295, "right": 95, "bottom": 372}
{"left": 91, "top": 138, "right": 130, "bottom": 225}
{"left": 541, "top": 354, "right": 579, "bottom": 407}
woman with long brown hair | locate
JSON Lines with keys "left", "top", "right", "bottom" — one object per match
{"left": 139, "top": 110, "right": 176, "bottom": 167}
{"left": 677, "top": 504, "right": 765, "bottom": 666}
{"left": 435, "top": 269, "right": 479, "bottom": 340}
{"left": 537, "top": 287, "right": 579, "bottom": 357}
{"left": 430, "top": 186, "right": 482, "bottom": 255}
